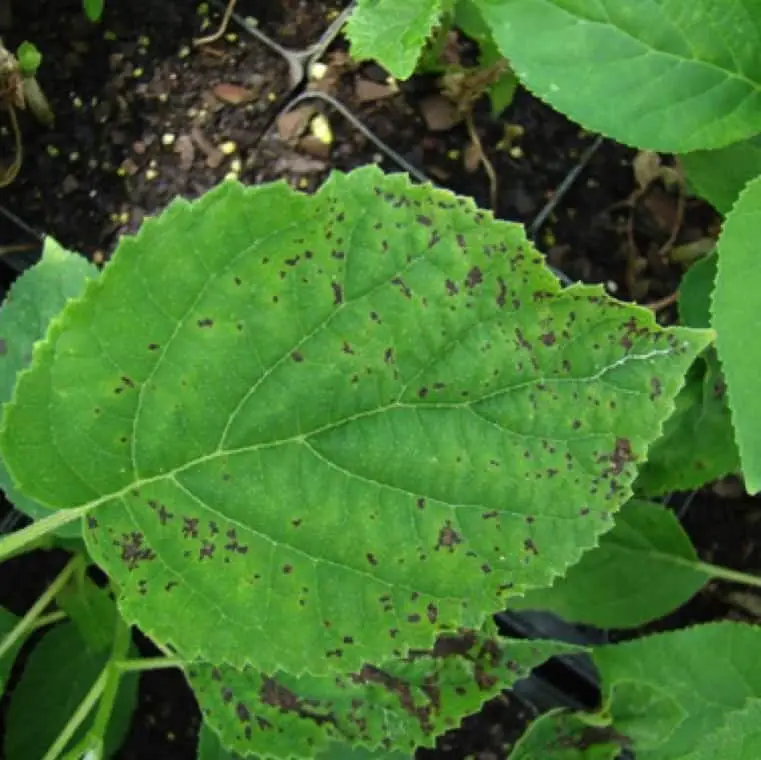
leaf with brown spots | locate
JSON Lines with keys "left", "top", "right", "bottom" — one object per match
{"left": 188, "top": 632, "right": 579, "bottom": 757}
{"left": 2, "top": 167, "right": 709, "bottom": 675}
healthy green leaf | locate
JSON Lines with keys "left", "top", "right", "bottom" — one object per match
{"left": 0, "top": 606, "right": 23, "bottom": 694}
{"left": 683, "top": 698, "right": 761, "bottom": 760}
{"left": 346, "top": 0, "right": 445, "bottom": 80}
{"left": 681, "top": 136, "right": 761, "bottom": 214}
{"left": 3, "top": 621, "right": 138, "bottom": 759}
{"left": 508, "top": 499, "right": 707, "bottom": 628}
{"left": 198, "top": 722, "right": 243, "bottom": 760}
{"left": 15, "top": 41, "right": 42, "bottom": 76}
{"left": 679, "top": 252, "right": 717, "bottom": 330}
{"left": 56, "top": 572, "right": 119, "bottom": 652}
{"left": 476, "top": 0, "right": 761, "bottom": 153}
{"left": 634, "top": 351, "right": 739, "bottom": 495}
{"left": 82, "top": 0, "right": 104, "bottom": 22}
{"left": 593, "top": 622, "right": 761, "bottom": 759}
{"left": 0, "top": 237, "right": 98, "bottom": 539}
{"left": 1, "top": 167, "right": 710, "bottom": 673}
{"left": 188, "top": 632, "right": 580, "bottom": 757}
{"left": 508, "top": 707, "right": 621, "bottom": 759}
{"left": 713, "top": 173, "right": 761, "bottom": 493}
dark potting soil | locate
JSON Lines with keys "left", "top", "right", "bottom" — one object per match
{"left": 0, "top": 0, "right": 758, "bottom": 758}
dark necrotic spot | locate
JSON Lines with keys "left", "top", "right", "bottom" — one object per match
{"left": 417, "top": 214, "right": 432, "bottom": 226}
{"left": 148, "top": 343, "right": 160, "bottom": 351}
{"left": 366, "top": 553, "right": 378, "bottom": 566}
{"left": 332, "top": 281, "right": 343, "bottom": 305}
{"left": 197, "top": 318, "right": 214, "bottom": 328}
{"left": 291, "top": 351, "right": 304, "bottom": 362}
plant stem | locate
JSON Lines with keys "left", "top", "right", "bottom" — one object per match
{"left": 114, "top": 656, "right": 183, "bottom": 673}
{"left": 32, "top": 609, "right": 68, "bottom": 630}
{"left": 0, "top": 505, "right": 89, "bottom": 562}
{"left": 697, "top": 560, "right": 761, "bottom": 589}
{"left": 0, "top": 553, "right": 83, "bottom": 662}
{"left": 87, "top": 619, "right": 132, "bottom": 745}
{"left": 41, "top": 665, "right": 108, "bottom": 760}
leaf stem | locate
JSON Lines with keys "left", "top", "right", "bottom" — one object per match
{"left": 697, "top": 560, "right": 761, "bottom": 589}
{"left": 114, "top": 656, "right": 183, "bottom": 673}
{"left": 32, "top": 609, "right": 68, "bottom": 630}
{"left": 41, "top": 664, "right": 108, "bottom": 760}
{"left": 0, "top": 553, "right": 83, "bottom": 662}
{"left": 0, "top": 506, "right": 88, "bottom": 562}
{"left": 87, "top": 619, "right": 132, "bottom": 745}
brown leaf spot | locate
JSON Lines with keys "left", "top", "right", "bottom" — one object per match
{"left": 197, "top": 318, "right": 214, "bottom": 328}
{"left": 436, "top": 521, "right": 462, "bottom": 552}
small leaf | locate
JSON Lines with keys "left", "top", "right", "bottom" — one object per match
{"left": 593, "top": 622, "right": 761, "bottom": 759}
{"left": 635, "top": 351, "right": 739, "bottom": 495}
{"left": 508, "top": 500, "right": 707, "bottom": 629}
{"left": 683, "top": 698, "right": 761, "bottom": 760}
{"left": 3, "top": 622, "right": 138, "bottom": 759}
{"left": 82, "top": 0, "right": 104, "bottom": 21}
{"left": 0, "top": 606, "right": 23, "bottom": 694}
{"left": 188, "top": 632, "right": 580, "bottom": 757}
{"left": 713, "top": 173, "right": 761, "bottom": 493}
{"left": 1, "top": 168, "right": 710, "bottom": 672}
{"left": 346, "top": 0, "right": 445, "bottom": 79}
{"left": 679, "top": 253, "right": 717, "bottom": 330}
{"left": 15, "top": 42, "right": 42, "bottom": 76}
{"left": 681, "top": 136, "right": 761, "bottom": 214}
{"left": 508, "top": 707, "right": 621, "bottom": 759}
{"left": 0, "top": 237, "right": 98, "bottom": 539}
{"left": 476, "top": 0, "right": 761, "bottom": 153}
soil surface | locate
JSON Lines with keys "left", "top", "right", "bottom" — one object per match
{"left": 0, "top": 1, "right": 758, "bottom": 759}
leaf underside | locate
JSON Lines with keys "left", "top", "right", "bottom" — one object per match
{"left": 1, "top": 167, "right": 709, "bottom": 675}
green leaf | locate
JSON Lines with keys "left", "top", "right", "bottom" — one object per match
{"left": 508, "top": 708, "right": 621, "bottom": 759}
{"left": 197, "top": 721, "right": 409, "bottom": 760}
{"left": 476, "top": 0, "right": 761, "bottom": 153}
{"left": 346, "top": 0, "right": 445, "bottom": 79}
{"left": 0, "top": 237, "right": 98, "bottom": 539}
{"left": 713, "top": 173, "right": 761, "bottom": 493}
{"left": 188, "top": 632, "right": 580, "bottom": 757}
{"left": 679, "top": 253, "right": 717, "bottom": 330}
{"left": 681, "top": 137, "right": 761, "bottom": 214}
{"left": 0, "top": 606, "right": 23, "bottom": 694}
{"left": 3, "top": 621, "right": 138, "bottom": 759}
{"left": 82, "top": 0, "right": 104, "bottom": 21}
{"left": 683, "top": 698, "right": 761, "bottom": 760}
{"left": 56, "top": 572, "right": 119, "bottom": 652}
{"left": 634, "top": 351, "right": 739, "bottom": 495}
{"left": 15, "top": 41, "right": 42, "bottom": 76}
{"left": 508, "top": 499, "right": 707, "bottom": 628}
{"left": 593, "top": 622, "right": 761, "bottom": 759}
{"left": 1, "top": 167, "right": 710, "bottom": 673}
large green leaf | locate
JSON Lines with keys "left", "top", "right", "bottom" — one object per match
{"left": 681, "top": 136, "right": 761, "bottom": 214}
{"left": 508, "top": 708, "right": 621, "bottom": 759}
{"left": 476, "top": 0, "right": 761, "bottom": 153}
{"left": 1, "top": 168, "right": 709, "bottom": 673}
{"left": 508, "top": 500, "right": 707, "bottom": 628}
{"left": 593, "top": 622, "right": 761, "bottom": 759}
{"left": 634, "top": 351, "right": 739, "bottom": 495}
{"left": 0, "top": 237, "right": 98, "bottom": 538}
{"left": 346, "top": 0, "right": 445, "bottom": 79}
{"left": 713, "top": 173, "right": 761, "bottom": 493}
{"left": 189, "top": 632, "right": 579, "bottom": 757}
{"left": 683, "top": 699, "right": 761, "bottom": 760}
{"left": 3, "top": 621, "right": 138, "bottom": 759}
